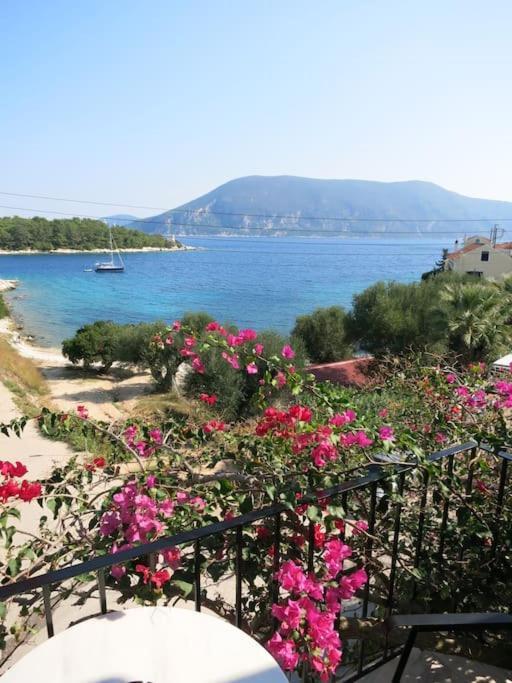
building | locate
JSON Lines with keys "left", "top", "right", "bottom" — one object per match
{"left": 444, "top": 234, "right": 512, "bottom": 280}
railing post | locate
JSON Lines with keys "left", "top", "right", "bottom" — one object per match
{"left": 392, "top": 628, "right": 417, "bottom": 682}
{"left": 42, "top": 584, "right": 54, "bottom": 638}
{"left": 97, "top": 568, "right": 107, "bottom": 614}
{"left": 194, "top": 540, "right": 201, "bottom": 612}
{"left": 412, "top": 469, "right": 430, "bottom": 601}
{"left": 235, "top": 526, "right": 243, "bottom": 628}
{"left": 357, "top": 478, "right": 378, "bottom": 675}
{"left": 490, "top": 458, "right": 509, "bottom": 561}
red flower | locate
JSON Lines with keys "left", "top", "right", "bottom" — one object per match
{"left": 135, "top": 564, "right": 151, "bottom": 584}
{"left": 0, "top": 461, "right": 27, "bottom": 478}
{"left": 17, "top": 480, "right": 42, "bottom": 502}
{"left": 199, "top": 393, "right": 218, "bottom": 405}
{"left": 151, "top": 569, "right": 171, "bottom": 589}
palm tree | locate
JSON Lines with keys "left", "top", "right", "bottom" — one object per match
{"left": 439, "top": 282, "right": 512, "bottom": 363}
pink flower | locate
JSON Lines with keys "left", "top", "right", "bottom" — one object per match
{"left": 271, "top": 599, "right": 302, "bottom": 631}
{"left": 159, "top": 499, "right": 175, "bottom": 517}
{"left": 446, "top": 373, "right": 456, "bottom": 384}
{"left": 176, "top": 491, "right": 189, "bottom": 504}
{"left": 172, "top": 320, "right": 182, "bottom": 331}
{"left": 329, "top": 409, "right": 356, "bottom": 426}
{"left": 288, "top": 405, "right": 312, "bottom": 422}
{"left": 246, "top": 362, "right": 258, "bottom": 375}
{"left": 161, "top": 546, "right": 181, "bottom": 569}
{"left": 184, "top": 336, "right": 196, "bottom": 348}
{"left": 76, "top": 404, "right": 89, "bottom": 419}
{"left": 149, "top": 428, "right": 163, "bottom": 445}
{"left": 192, "top": 356, "right": 205, "bottom": 374}
{"left": 123, "top": 424, "right": 138, "bottom": 445}
{"left": 221, "top": 351, "right": 240, "bottom": 370}
{"left": 164, "top": 335, "right": 174, "bottom": 345}
{"left": 99, "top": 510, "right": 121, "bottom": 536}
{"left": 146, "top": 475, "right": 157, "bottom": 489}
{"left": 189, "top": 496, "right": 206, "bottom": 512}
{"left": 378, "top": 426, "right": 394, "bottom": 441}
{"left": 322, "top": 539, "right": 352, "bottom": 578}
{"left": 281, "top": 344, "right": 295, "bottom": 360}
{"left": 434, "top": 432, "right": 447, "bottom": 444}
{"left": 239, "top": 328, "right": 258, "bottom": 342}
{"left": 254, "top": 343, "right": 264, "bottom": 354}
{"left": 352, "top": 520, "right": 369, "bottom": 535}
{"left": 378, "top": 408, "right": 388, "bottom": 418}
{"left": 203, "top": 420, "right": 226, "bottom": 434}
{"left": 267, "top": 632, "right": 299, "bottom": 671}
{"left": 276, "top": 371, "right": 287, "bottom": 388}
{"left": 110, "top": 564, "right": 126, "bottom": 580}
{"left": 276, "top": 560, "right": 308, "bottom": 593}
{"left": 311, "top": 441, "right": 338, "bottom": 468}
{"left": 205, "top": 321, "right": 221, "bottom": 332}
{"left": 338, "top": 568, "right": 368, "bottom": 599}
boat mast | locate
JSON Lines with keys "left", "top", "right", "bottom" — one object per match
{"left": 109, "top": 226, "right": 114, "bottom": 264}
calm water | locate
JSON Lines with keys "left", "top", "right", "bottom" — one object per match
{"left": 0, "top": 237, "right": 447, "bottom": 346}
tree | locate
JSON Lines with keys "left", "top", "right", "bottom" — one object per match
{"left": 348, "top": 280, "right": 447, "bottom": 356}
{"left": 421, "top": 248, "right": 449, "bottom": 280}
{"left": 439, "top": 282, "right": 512, "bottom": 363}
{"left": 62, "top": 321, "right": 120, "bottom": 372}
{"left": 292, "top": 306, "right": 352, "bottom": 363}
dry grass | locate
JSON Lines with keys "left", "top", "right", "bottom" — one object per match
{"left": 0, "top": 337, "right": 50, "bottom": 415}
{"left": 132, "top": 390, "right": 193, "bottom": 421}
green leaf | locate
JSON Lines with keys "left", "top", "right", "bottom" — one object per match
{"left": 173, "top": 580, "right": 193, "bottom": 598}
{"left": 306, "top": 505, "right": 321, "bottom": 522}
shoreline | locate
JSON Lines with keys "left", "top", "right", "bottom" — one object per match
{"left": 0, "top": 245, "right": 194, "bottom": 255}
{"left": 0, "top": 279, "right": 18, "bottom": 292}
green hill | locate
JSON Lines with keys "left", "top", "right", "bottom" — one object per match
{"left": 129, "top": 176, "right": 512, "bottom": 237}
{"left": 0, "top": 216, "right": 176, "bottom": 251}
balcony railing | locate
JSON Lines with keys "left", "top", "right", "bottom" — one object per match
{"left": 0, "top": 440, "right": 510, "bottom": 681}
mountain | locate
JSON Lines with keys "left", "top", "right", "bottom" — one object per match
{"left": 128, "top": 176, "right": 512, "bottom": 237}
{"left": 103, "top": 214, "right": 140, "bottom": 227}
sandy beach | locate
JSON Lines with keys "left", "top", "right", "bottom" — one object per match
{"left": 0, "top": 313, "right": 153, "bottom": 422}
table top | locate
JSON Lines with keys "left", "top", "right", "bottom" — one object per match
{"left": 2, "top": 607, "right": 287, "bottom": 683}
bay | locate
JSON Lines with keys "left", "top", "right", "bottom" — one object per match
{"left": 0, "top": 236, "right": 448, "bottom": 346}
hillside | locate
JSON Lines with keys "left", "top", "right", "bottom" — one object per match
{"left": 103, "top": 214, "right": 140, "bottom": 227}
{"left": 0, "top": 216, "right": 174, "bottom": 251}
{"left": 129, "top": 176, "right": 512, "bottom": 237}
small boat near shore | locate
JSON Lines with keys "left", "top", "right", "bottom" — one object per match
{"left": 94, "top": 228, "right": 125, "bottom": 273}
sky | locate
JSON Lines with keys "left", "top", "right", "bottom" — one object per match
{"left": 1, "top": 0, "right": 512, "bottom": 219}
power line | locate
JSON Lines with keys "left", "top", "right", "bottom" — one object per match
{"left": 1, "top": 190, "right": 512, "bottom": 225}
{"left": 0, "top": 204, "right": 503, "bottom": 236}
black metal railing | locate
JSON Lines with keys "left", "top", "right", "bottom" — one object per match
{"left": 0, "top": 440, "right": 510, "bottom": 681}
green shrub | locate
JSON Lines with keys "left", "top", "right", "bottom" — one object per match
{"left": 292, "top": 306, "right": 352, "bottom": 363}
{"left": 62, "top": 320, "right": 120, "bottom": 372}
{"left": 184, "top": 328, "right": 306, "bottom": 420}
{"left": 0, "top": 294, "right": 8, "bottom": 319}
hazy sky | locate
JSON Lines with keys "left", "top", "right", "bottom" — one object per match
{"left": 1, "top": 1, "right": 512, "bottom": 219}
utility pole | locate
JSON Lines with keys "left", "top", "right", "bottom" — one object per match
{"left": 490, "top": 224, "right": 500, "bottom": 247}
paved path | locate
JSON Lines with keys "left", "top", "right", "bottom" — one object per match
{"left": 0, "top": 380, "right": 72, "bottom": 480}
{"left": 361, "top": 648, "right": 512, "bottom": 682}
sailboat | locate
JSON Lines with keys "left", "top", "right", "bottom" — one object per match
{"left": 95, "top": 227, "right": 125, "bottom": 273}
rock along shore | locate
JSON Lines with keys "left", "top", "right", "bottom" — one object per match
{"left": 0, "top": 279, "right": 18, "bottom": 292}
{"left": 0, "top": 245, "right": 194, "bottom": 255}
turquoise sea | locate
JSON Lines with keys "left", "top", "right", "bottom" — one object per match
{"left": 0, "top": 237, "right": 448, "bottom": 347}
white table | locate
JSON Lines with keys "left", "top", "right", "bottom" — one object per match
{"left": 2, "top": 607, "right": 287, "bottom": 683}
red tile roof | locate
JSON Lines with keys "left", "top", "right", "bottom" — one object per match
{"left": 447, "top": 240, "right": 512, "bottom": 260}
{"left": 446, "top": 243, "right": 481, "bottom": 259}
{"left": 307, "top": 358, "right": 373, "bottom": 387}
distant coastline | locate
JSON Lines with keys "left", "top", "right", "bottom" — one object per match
{"left": 0, "top": 245, "right": 194, "bottom": 255}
